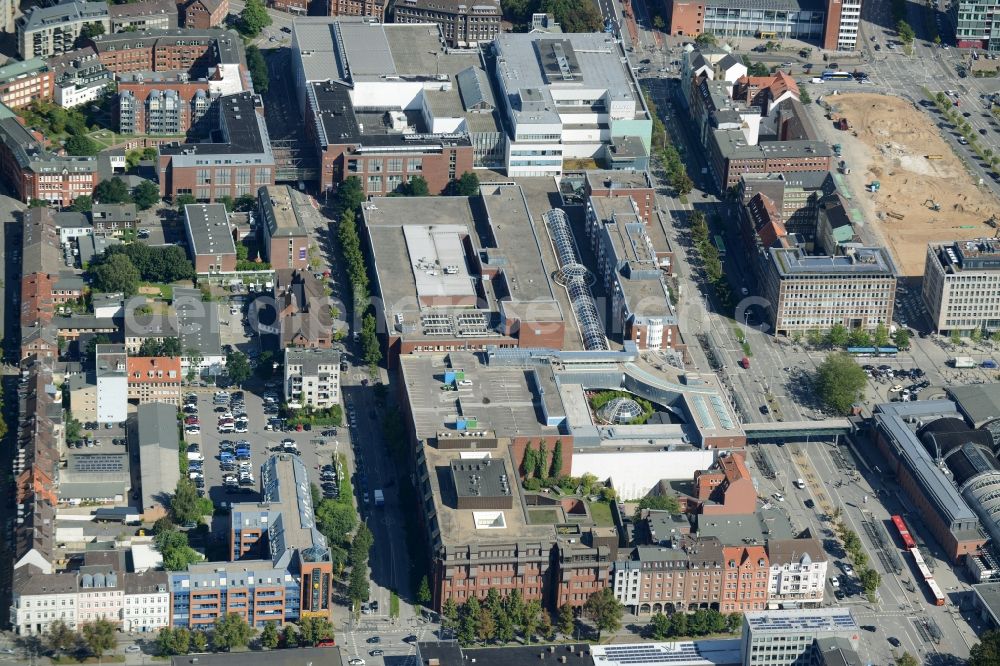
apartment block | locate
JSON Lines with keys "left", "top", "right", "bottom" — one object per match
{"left": 171, "top": 454, "right": 335, "bottom": 628}
{"left": 765, "top": 539, "right": 827, "bottom": 608}
{"left": 127, "top": 356, "right": 182, "bottom": 406}
{"left": 11, "top": 568, "right": 79, "bottom": 635}
{"left": 118, "top": 75, "right": 213, "bottom": 135}
{"left": 16, "top": 0, "right": 110, "bottom": 59}
{"left": 274, "top": 269, "right": 333, "bottom": 348}
{"left": 283, "top": 348, "right": 341, "bottom": 409}
{"left": 922, "top": 239, "right": 1000, "bottom": 335}
{"left": 584, "top": 170, "right": 657, "bottom": 224}
{"left": 182, "top": 0, "right": 228, "bottom": 28}
{"left": 761, "top": 246, "right": 896, "bottom": 336}
{"left": 689, "top": 452, "right": 757, "bottom": 516}
{"left": 392, "top": 0, "right": 501, "bottom": 47}
{"left": 258, "top": 185, "right": 310, "bottom": 270}
{"left": 122, "top": 571, "right": 170, "bottom": 633}
{"left": 91, "top": 203, "right": 138, "bottom": 235}
{"left": 49, "top": 47, "right": 113, "bottom": 108}
{"left": 953, "top": 0, "right": 997, "bottom": 50}
{"left": 0, "top": 59, "right": 53, "bottom": 109}
{"left": 109, "top": 0, "right": 178, "bottom": 32}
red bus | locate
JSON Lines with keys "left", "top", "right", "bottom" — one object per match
{"left": 891, "top": 514, "right": 917, "bottom": 550}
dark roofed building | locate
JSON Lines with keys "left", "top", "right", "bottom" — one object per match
{"left": 158, "top": 92, "right": 275, "bottom": 202}
{"left": 449, "top": 457, "right": 514, "bottom": 510}
{"left": 274, "top": 269, "right": 333, "bottom": 348}
{"left": 183, "top": 203, "right": 236, "bottom": 273}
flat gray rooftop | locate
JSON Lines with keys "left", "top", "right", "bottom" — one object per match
{"left": 184, "top": 204, "right": 236, "bottom": 258}
{"left": 771, "top": 246, "right": 897, "bottom": 277}
{"left": 400, "top": 352, "right": 562, "bottom": 441}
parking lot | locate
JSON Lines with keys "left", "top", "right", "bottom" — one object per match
{"left": 182, "top": 385, "right": 345, "bottom": 536}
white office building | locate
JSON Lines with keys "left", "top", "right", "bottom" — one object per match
{"left": 11, "top": 569, "right": 79, "bottom": 636}
{"left": 765, "top": 539, "right": 828, "bottom": 608}
{"left": 923, "top": 239, "right": 1000, "bottom": 335}
{"left": 490, "top": 32, "right": 652, "bottom": 176}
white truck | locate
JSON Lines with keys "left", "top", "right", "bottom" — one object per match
{"left": 373, "top": 489, "right": 385, "bottom": 507}
{"left": 794, "top": 478, "right": 806, "bottom": 489}
{"left": 952, "top": 356, "right": 976, "bottom": 369}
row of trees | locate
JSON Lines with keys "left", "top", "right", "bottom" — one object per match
{"left": 645, "top": 93, "right": 694, "bottom": 196}
{"left": 312, "top": 454, "right": 359, "bottom": 570}
{"left": 795, "top": 323, "right": 910, "bottom": 351}
{"left": 156, "top": 615, "right": 335, "bottom": 656}
{"left": 645, "top": 609, "right": 742, "bottom": 640}
{"left": 688, "top": 211, "right": 728, "bottom": 306}
{"left": 834, "top": 514, "right": 882, "bottom": 598}
{"left": 521, "top": 440, "right": 563, "bottom": 481}
{"left": 348, "top": 523, "right": 375, "bottom": 606}
{"left": 43, "top": 618, "right": 116, "bottom": 659}
{"left": 441, "top": 588, "right": 624, "bottom": 646}
{"left": 138, "top": 336, "right": 182, "bottom": 357}
{"left": 815, "top": 352, "right": 867, "bottom": 415}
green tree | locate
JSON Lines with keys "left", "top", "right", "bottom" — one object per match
{"left": 847, "top": 328, "right": 871, "bottom": 348}
{"left": 550, "top": 439, "right": 563, "bottom": 478}
{"left": 521, "top": 600, "right": 541, "bottom": 643}
{"left": 537, "top": 441, "right": 548, "bottom": 480}
{"left": 695, "top": 32, "right": 717, "bottom": 45}
{"left": 155, "top": 529, "right": 201, "bottom": 570}
{"left": 972, "top": 327, "right": 984, "bottom": 343}
{"left": 418, "top": 575, "right": 432, "bottom": 605}
{"left": 65, "top": 134, "right": 99, "bottom": 156}
{"left": 218, "top": 195, "right": 235, "bottom": 212}
{"left": 969, "top": 630, "right": 1000, "bottom": 666}
{"left": 213, "top": 613, "right": 255, "bottom": 651}
{"left": 186, "top": 347, "right": 203, "bottom": 382}
{"left": 873, "top": 323, "right": 890, "bottom": 348}
{"left": 315, "top": 498, "right": 357, "bottom": 544}
{"left": 895, "top": 654, "right": 919, "bottom": 666}
{"left": 82, "top": 618, "right": 116, "bottom": 657}
{"left": 298, "top": 616, "right": 334, "bottom": 645}
{"left": 557, "top": 602, "right": 575, "bottom": 637}
{"left": 476, "top": 607, "right": 497, "bottom": 643}
{"left": 281, "top": 624, "right": 299, "bottom": 649}
{"left": 634, "top": 493, "right": 681, "bottom": 517}
{"left": 538, "top": 0, "right": 603, "bottom": 31}
{"left": 175, "top": 193, "right": 196, "bottom": 210}
{"left": 46, "top": 620, "right": 78, "bottom": 656}
{"left": 76, "top": 21, "right": 105, "bottom": 47}
{"left": 647, "top": 612, "right": 671, "bottom": 640}
{"left": 238, "top": 0, "right": 272, "bottom": 37}
{"left": 156, "top": 627, "right": 182, "bottom": 656}
{"left": 816, "top": 352, "right": 866, "bottom": 416}
{"left": 522, "top": 443, "right": 537, "bottom": 478}
{"left": 826, "top": 323, "right": 850, "bottom": 348}
{"left": 92, "top": 253, "right": 140, "bottom": 295}
{"left": 859, "top": 567, "right": 881, "bottom": 595}
{"left": 69, "top": 195, "right": 93, "bottom": 212}
{"left": 442, "top": 598, "right": 460, "bottom": 631}
{"left": 226, "top": 350, "right": 252, "bottom": 386}
{"left": 897, "top": 20, "right": 915, "bottom": 44}
{"left": 951, "top": 329, "right": 963, "bottom": 345}
{"left": 171, "top": 478, "right": 201, "bottom": 523}
{"left": 405, "top": 175, "right": 430, "bottom": 196}
{"left": 93, "top": 177, "right": 133, "bottom": 204}
{"left": 892, "top": 327, "right": 911, "bottom": 349}
{"left": 452, "top": 171, "right": 480, "bottom": 196}
{"left": 799, "top": 85, "right": 811, "bottom": 104}
{"left": 190, "top": 630, "right": 207, "bottom": 653}
{"left": 582, "top": 588, "right": 622, "bottom": 639}
{"left": 132, "top": 180, "right": 161, "bottom": 211}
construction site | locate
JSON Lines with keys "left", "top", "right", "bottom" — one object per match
{"left": 811, "top": 92, "right": 999, "bottom": 276}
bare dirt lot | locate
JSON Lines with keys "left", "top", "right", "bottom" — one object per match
{"left": 821, "top": 92, "right": 999, "bottom": 276}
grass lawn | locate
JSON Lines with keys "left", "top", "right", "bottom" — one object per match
{"left": 588, "top": 500, "right": 614, "bottom": 527}
{"left": 139, "top": 282, "right": 174, "bottom": 300}
{"left": 528, "top": 509, "right": 560, "bottom": 525}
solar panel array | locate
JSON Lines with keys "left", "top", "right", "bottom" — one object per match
{"left": 746, "top": 611, "right": 856, "bottom": 631}
{"left": 599, "top": 643, "right": 705, "bottom": 665}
